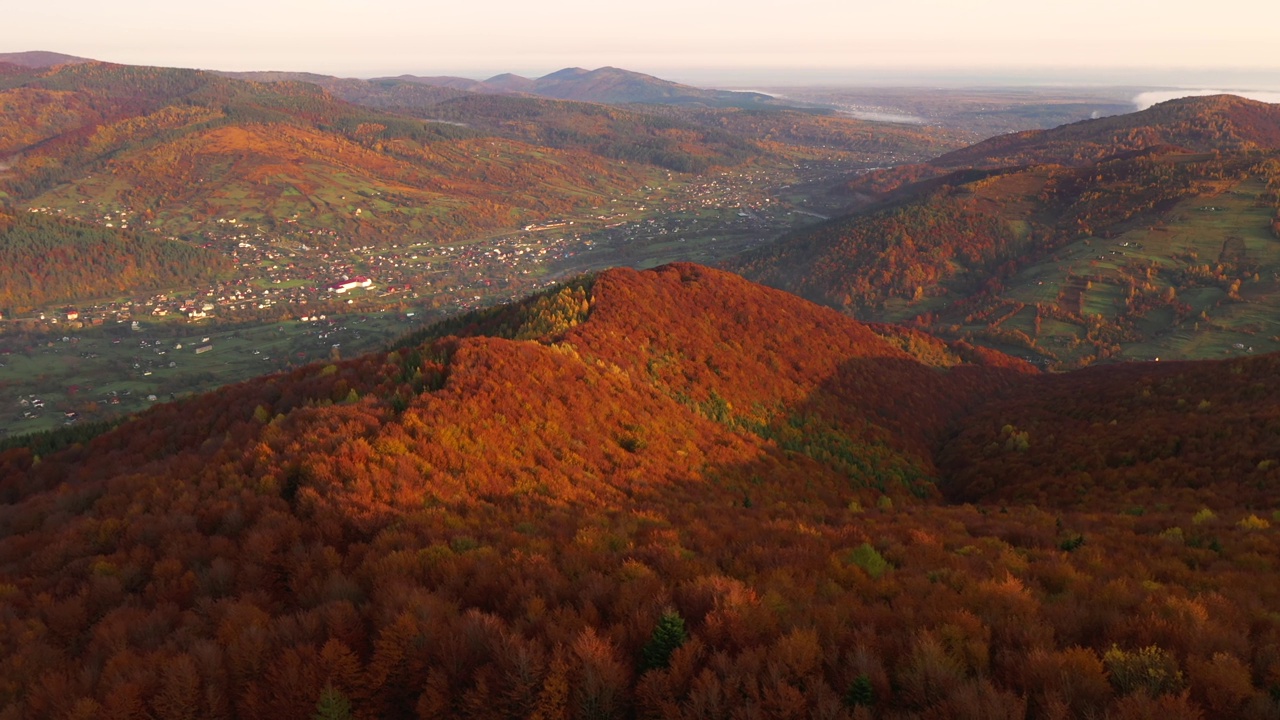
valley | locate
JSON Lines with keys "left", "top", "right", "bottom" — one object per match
{"left": 746, "top": 85, "right": 1141, "bottom": 138}
{"left": 6, "top": 71, "right": 1280, "bottom": 438}
{"left": 0, "top": 154, "right": 865, "bottom": 438}
{"left": 0, "top": 60, "right": 968, "bottom": 438}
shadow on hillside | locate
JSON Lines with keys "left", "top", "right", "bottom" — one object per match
{"left": 646, "top": 353, "right": 1037, "bottom": 517}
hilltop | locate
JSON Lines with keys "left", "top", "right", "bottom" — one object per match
{"left": 4, "top": 264, "right": 1280, "bottom": 717}
{"left": 0, "top": 51, "right": 92, "bottom": 68}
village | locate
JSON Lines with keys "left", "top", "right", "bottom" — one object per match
{"left": 0, "top": 160, "right": 856, "bottom": 439}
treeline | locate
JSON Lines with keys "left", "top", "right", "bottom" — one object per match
{"left": 0, "top": 212, "right": 228, "bottom": 310}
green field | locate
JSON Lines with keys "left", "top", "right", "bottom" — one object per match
{"left": 954, "top": 178, "right": 1280, "bottom": 366}
{"left": 0, "top": 312, "right": 433, "bottom": 438}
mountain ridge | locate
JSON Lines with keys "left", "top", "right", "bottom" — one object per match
{"left": 933, "top": 94, "right": 1280, "bottom": 169}
{"left": 386, "top": 65, "right": 776, "bottom": 107}
{"left": 848, "top": 93, "right": 1280, "bottom": 197}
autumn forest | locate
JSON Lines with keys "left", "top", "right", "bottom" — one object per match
{"left": 4, "top": 51, "right": 1280, "bottom": 720}
{"left": 3, "top": 264, "right": 1280, "bottom": 719}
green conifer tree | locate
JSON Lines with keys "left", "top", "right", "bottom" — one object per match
{"left": 640, "top": 610, "right": 688, "bottom": 672}
{"left": 313, "top": 684, "right": 353, "bottom": 720}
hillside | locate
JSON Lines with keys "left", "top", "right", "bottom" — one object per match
{"left": 0, "top": 211, "right": 229, "bottom": 310}
{"left": 5, "top": 264, "right": 1280, "bottom": 718}
{"left": 217, "top": 71, "right": 473, "bottom": 108}
{"left": 849, "top": 94, "right": 1280, "bottom": 198}
{"left": 383, "top": 93, "right": 760, "bottom": 173}
{"left": 0, "top": 61, "right": 957, "bottom": 253}
{"left": 940, "top": 351, "right": 1280, "bottom": 507}
{"left": 222, "top": 75, "right": 961, "bottom": 173}
{"left": 387, "top": 66, "right": 776, "bottom": 107}
{"left": 934, "top": 94, "right": 1280, "bottom": 169}
{"left": 738, "top": 113, "right": 1280, "bottom": 366}
{"left": 0, "top": 62, "right": 678, "bottom": 243}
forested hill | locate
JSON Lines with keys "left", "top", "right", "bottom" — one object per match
{"left": 848, "top": 94, "right": 1280, "bottom": 196}
{"left": 736, "top": 98, "right": 1280, "bottom": 368}
{"left": 0, "top": 211, "right": 228, "bottom": 310}
{"left": 5, "top": 264, "right": 1280, "bottom": 717}
{"left": 0, "top": 62, "right": 743, "bottom": 242}
{"left": 933, "top": 94, "right": 1280, "bottom": 169}
{"left": 735, "top": 147, "right": 1267, "bottom": 313}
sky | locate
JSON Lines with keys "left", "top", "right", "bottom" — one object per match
{"left": 5, "top": 0, "right": 1279, "bottom": 85}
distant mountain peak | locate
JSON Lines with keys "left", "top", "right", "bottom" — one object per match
{"left": 541, "top": 67, "right": 591, "bottom": 80}
{"left": 0, "top": 50, "right": 93, "bottom": 68}
{"left": 485, "top": 72, "right": 531, "bottom": 82}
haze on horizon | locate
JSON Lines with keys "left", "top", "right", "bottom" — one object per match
{"left": 5, "top": 0, "right": 1279, "bottom": 85}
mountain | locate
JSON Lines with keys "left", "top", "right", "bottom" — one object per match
{"left": 933, "top": 94, "right": 1280, "bottom": 169}
{"left": 850, "top": 94, "right": 1280, "bottom": 196}
{"left": 0, "top": 51, "right": 92, "bottom": 68}
{"left": 3, "top": 263, "right": 1280, "bottom": 718}
{"left": 381, "top": 74, "right": 489, "bottom": 92}
{"left": 481, "top": 71, "right": 537, "bottom": 94}
{"left": 218, "top": 71, "right": 958, "bottom": 174}
{"left": 737, "top": 98, "right": 1280, "bottom": 367}
{"left": 388, "top": 65, "right": 776, "bottom": 107}
{"left": 4, "top": 61, "right": 914, "bottom": 251}
{"left": 0, "top": 62, "right": 686, "bottom": 243}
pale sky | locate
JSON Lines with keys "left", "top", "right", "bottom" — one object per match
{"left": 4, "top": 0, "right": 1278, "bottom": 83}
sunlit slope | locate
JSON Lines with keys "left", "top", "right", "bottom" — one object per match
{"left": 737, "top": 144, "right": 1280, "bottom": 366}
{"left": 0, "top": 63, "right": 668, "bottom": 242}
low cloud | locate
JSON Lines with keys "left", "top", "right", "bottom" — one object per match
{"left": 1134, "top": 89, "right": 1280, "bottom": 110}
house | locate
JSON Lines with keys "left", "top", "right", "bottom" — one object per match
{"left": 326, "top": 276, "right": 374, "bottom": 294}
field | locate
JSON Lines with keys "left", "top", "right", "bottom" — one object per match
{"left": 949, "top": 177, "right": 1280, "bottom": 366}
{"left": 0, "top": 311, "right": 432, "bottom": 438}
